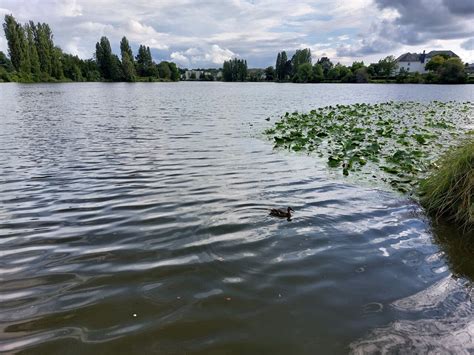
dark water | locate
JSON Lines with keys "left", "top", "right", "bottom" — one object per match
{"left": 0, "top": 82, "right": 473, "bottom": 354}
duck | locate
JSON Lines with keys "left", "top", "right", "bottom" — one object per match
{"left": 269, "top": 207, "right": 294, "bottom": 219}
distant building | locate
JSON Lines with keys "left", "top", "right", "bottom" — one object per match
{"left": 182, "top": 69, "right": 222, "bottom": 81}
{"left": 183, "top": 70, "right": 204, "bottom": 80}
{"left": 396, "top": 50, "right": 459, "bottom": 74}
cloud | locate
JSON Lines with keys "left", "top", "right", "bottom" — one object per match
{"left": 170, "top": 51, "right": 189, "bottom": 66}
{"left": 373, "top": 0, "right": 473, "bottom": 44}
{"left": 63, "top": 36, "right": 89, "bottom": 58}
{"left": 57, "top": 0, "right": 82, "bottom": 17}
{"left": 460, "top": 38, "right": 474, "bottom": 50}
{"left": 442, "top": 0, "right": 474, "bottom": 15}
{"left": 0, "top": 0, "right": 473, "bottom": 67}
{"left": 76, "top": 21, "right": 113, "bottom": 33}
{"left": 337, "top": 0, "right": 474, "bottom": 60}
{"left": 171, "top": 44, "right": 236, "bottom": 67}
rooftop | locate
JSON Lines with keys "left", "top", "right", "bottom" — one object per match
{"left": 396, "top": 50, "right": 459, "bottom": 62}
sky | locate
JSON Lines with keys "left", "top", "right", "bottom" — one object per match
{"left": 0, "top": 0, "right": 473, "bottom": 68}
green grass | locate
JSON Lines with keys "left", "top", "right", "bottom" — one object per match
{"left": 419, "top": 139, "right": 473, "bottom": 231}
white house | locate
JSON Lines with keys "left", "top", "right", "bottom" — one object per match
{"left": 183, "top": 70, "right": 204, "bottom": 80}
{"left": 396, "top": 50, "right": 459, "bottom": 74}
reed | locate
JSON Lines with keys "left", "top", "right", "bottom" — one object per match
{"left": 419, "top": 139, "right": 473, "bottom": 231}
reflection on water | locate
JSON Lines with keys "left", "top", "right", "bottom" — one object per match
{"left": 0, "top": 82, "right": 473, "bottom": 354}
{"left": 431, "top": 223, "right": 474, "bottom": 280}
{"left": 350, "top": 276, "right": 473, "bottom": 354}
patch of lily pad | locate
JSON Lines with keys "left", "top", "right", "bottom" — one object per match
{"left": 265, "top": 101, "right": 473, "bottom": 194}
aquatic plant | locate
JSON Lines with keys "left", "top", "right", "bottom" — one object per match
{"left": 265, "top": 101, "right": 473, "bottom": 195}
{"left": 419, "top": 140, "right": 473, "bottom": 231}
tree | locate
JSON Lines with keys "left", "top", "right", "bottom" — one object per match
{"left": 377, "top": 55, "right": 397, "bottom": 77}
{"left": 312, "top": 63, "right": 324, "bottom": 82}
{"left": 95, "top": 36, "right": 122, "bottom": 80}
{"left": 51, "top": 46, "right": 64, "bottom": 80}
{"left": 327, "top": 64, "right": 342, "bottom": 80}
{"left": 120, "top": 37, "right": 133, "bottom": 63}
{"left": 121, "top": 53, "right": 135, "bottom": 81}
{"left": 0, "top": 51, "right": 13, "bottom": 72}
{"left": 351, "top": 61, "right": 365, "bottom": 72}
{"left": 157, "top": 61, "right": 171, "bottom": 79}
{"left": 275, "top": 52, "right": 281, "bottom": 80}
{"left": 264, "top": 66, "right": 275, "bottom": 81}
{"left": 275, "top": 51, "right": 289, "bottom": 80}
{"left": 25, "top": 22, "right": 40, "bottom": 80}
{"left": 0, "top": 50, "right": 13, "bottom": 81}
{"left": 438, "top": 57, "right": 466, "bottom": 84}
{"left": 425, "top": 55, "right": 445, "bottom": 72}
{"left": 120, "top": 36, "right": 136, "bottom": 82}
{"left": 3, "top": 15, "right": 23, "bottom": 71}
{"left": 317, "top": 57, "right": 333, "bottom": 77}
{"left": 222, "top": 58, "right": 247, "bottom": 81}
{"left": 95, "top": 36, "right": 110, "bottom": 78}
{"left": 367, "top": 63, "right": 380, "bottom": 77}
{"left": 338, "top": 65, "right": 351, "bottom": 80}
{"left": 291, "top": 48, "right": 312, "bottom": 77}
{"left": 355, "top": 67, "right": 369, "bottom": 83}
{"left": 294, "top": 62, "right": 312, "bottom": 83}
{"left": 32, "top": 22, "right": 55, "bottom": 77}
{"left": 80, "top": 59, "right": 100, "bottom": 81}
{"left": 136, "top": 45, "right": 155, "bottom": 77}
{"left": 0, "top": 15, "right": 186, "bottom": 83}
{"left": 168, "top": 62, "right": 180, "bottom": 81}
{"left": 62, "top": 53, "right": 83, "bottom": 81}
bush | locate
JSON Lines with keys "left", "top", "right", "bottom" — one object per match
{"left": 419, "top": 139, "right": 473, "bottom": 231}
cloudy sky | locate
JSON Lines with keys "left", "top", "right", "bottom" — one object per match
{"left": 0, "top": 0, "right": 473, "bottom": 68}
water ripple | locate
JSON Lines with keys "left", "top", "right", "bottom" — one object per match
{"left": 1, "top": 83, "right": 472, "bottom": 354}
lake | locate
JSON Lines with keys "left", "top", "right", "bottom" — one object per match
{"left": 0, "top": 82, "right": 473, "bottom": 354}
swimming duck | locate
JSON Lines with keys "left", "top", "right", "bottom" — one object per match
{"left": 269, "top": 207, "right": 294, "bottom": 219}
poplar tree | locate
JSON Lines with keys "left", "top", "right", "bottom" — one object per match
{"left": 26, "top": 23, "right": 40, "bottom": 80}
{"left": 120, "top": 36, "right": 136, "bottom": 81}
{"left": 275, "top": 52, "right": 281, "bottom": 80}
{"left": 33, "top": 22, "right": 54, "bottom": 76}
{"left": 3, "top": 15, "right": 24, "bottom": 72}
{"left": 280, "top": 51, "right": 288, "bottom": 80}
{"left": 136, "top": 45, "right": 154, "bottom": 77}
{"left": 95, "top": 36, "right": 121, "bottom": 80}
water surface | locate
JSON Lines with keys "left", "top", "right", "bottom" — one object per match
{"left": 1, "top": 83, "right": 473, "bottom": 354}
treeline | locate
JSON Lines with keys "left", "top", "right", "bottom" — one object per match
{"left": 0, "top": 15, "right": 179, "bottom": 83}
{"left": 270, "top": 48, "right": 467, "bottom": 84}
{"left": 222, "top": 58, "right": 247, "bottom": 81}
{"left": 94, "top": 36, "right": 179, "bottom": 82}
{"left": 273, "top": 48, "right": 397, "bottom": 83}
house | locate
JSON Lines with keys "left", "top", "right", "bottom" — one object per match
{"left": 396, "top": 50, "right": 459, "bottom": 74}
{"left": 183, "top": 70, "right": 204, "bottom": 80}
{"left": 182, "top": 69, "right": 223, "bottom": 81}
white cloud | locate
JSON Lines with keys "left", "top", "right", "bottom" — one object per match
{"left": 64, "top": 36, "right": 88, "bottom": 58}
{"left": 0, "top": 0, "right": 472, "bottom": 67}
{"left": 170, "top": 51, "right": 189, "bottom": 66}
{"left": 170, "top": 44, "right": 236, "bottom": 67}
{"left": 0, "top": 7, "right": 11, "bottom": 16}
{"left": 205, "top": 45, "right": 236, "bottom": 64}
{"left": 76, "top": 21, "right": 113, "bottom": 33}
{"left": 57, "top": 0, "right": 82, "bottom": 17}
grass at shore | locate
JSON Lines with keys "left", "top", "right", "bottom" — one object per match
{"left": 419, "top": 140, "right": 473, "bottom": 230}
